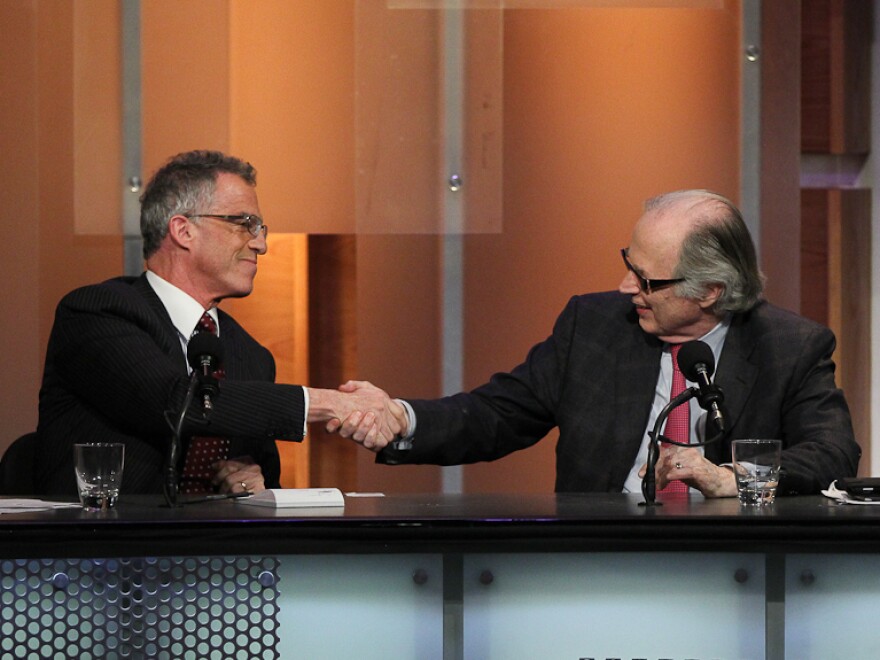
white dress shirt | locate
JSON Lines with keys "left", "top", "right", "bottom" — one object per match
{"left": 145, "top": 270, "right": 309, "bottom": 434}
{"left": 622, "top": 317, "right": 731, "bottom": 493}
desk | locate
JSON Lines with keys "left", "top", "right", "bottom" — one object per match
{"left": 1, "top": 493, "right": 878, "bottom": 659}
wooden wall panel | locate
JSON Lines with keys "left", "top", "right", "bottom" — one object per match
{"left": 355, "top": 234, "right": 444, "bottom": 495}
{"left": 800, "top": 190, "right": 830, "bottom": 326}
{"left": 307, "top": 236, "right": 359, "bottom": 491}
{"left": 801, "top": 0, "right": 832, "bottom": 153}
{"left": 223, "top": 235, "right": 310, "bottom": 488}
{"left": 73, "top": 0, "right": 122, "bottom": 236}
{"left": 141, "top": 0, "right": 231, "bottom": 172}
{"left": 760, "top": 0, "right": 802, "bottom": 312}
{"left": 0, "top": 2, "right": 42, "bottom": 446}
{"left": 801, "top": 0, "right": 872, "bottom": 154}
{"left": 800, "top": 0, "right": 872, "bottom": 474}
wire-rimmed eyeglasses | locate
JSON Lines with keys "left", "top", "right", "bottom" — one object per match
{"left": 186, "top": 214, "right": 268, "bottom": 238}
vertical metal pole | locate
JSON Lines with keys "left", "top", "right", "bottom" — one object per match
{"left": 442, "top": 8, "right": 465, "bottom": 496}
{"left": 441, "top": 9, "right": 466, "bottom": 659}
{"left": 121, "top": 0, "right": 143, "bottom": 276}
{"left": 740, "top": 0, "right": 762, "bottom": 260}
{"left": 442, "top": 553, "right": 464, "bottom": 660}
{"left": 870, "top": 0, "right": 880, "bottom": 476}
{"left": 765, "top": 553, "right": 785, "bottom": 660}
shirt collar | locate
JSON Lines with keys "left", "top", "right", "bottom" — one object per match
{"left": 666, "top": 314, "right": 730, "bottom": 373}
{"left": 698, "top": 314, "right": 731, "bottom": 362}
{"left": 145, "top": 270, "right": 219, "bottom": 339}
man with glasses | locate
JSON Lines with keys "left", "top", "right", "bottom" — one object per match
{"left": 35, "top": 150, "right": 403, "bottom": 497}
{"left": 340, "top": 189, "right": 860, "bottom": 497}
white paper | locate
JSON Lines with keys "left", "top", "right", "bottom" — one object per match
{"left": 0, "top": 499, "right": 81, "bottom": 514}
{"left": 236, "top": 488, "right": 345, "bottom": 508}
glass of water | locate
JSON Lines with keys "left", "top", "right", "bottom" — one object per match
{"left": 732, "top": 439, "right": 782, "bottom": 505}
{"left": 73, "top": 443, "right": 125, "bottom": 510}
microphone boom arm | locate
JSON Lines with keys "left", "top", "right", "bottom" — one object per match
{"left": 164, "top": 370, "right": 201, "bottom": 508}
{"left": 641, "top": 387, "right": 727, "bottom": 506}
{"left": 642, "top": 386, "right": 699, "bottom": 506}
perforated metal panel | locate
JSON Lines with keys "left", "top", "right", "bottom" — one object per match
{"left": 0, "top": 556, "right": 280, "bottom": 659}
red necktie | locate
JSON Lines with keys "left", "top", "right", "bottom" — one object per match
{"left": 179, "top": 312, "right": 229, "bottom": 494}
{"left": 660, "top": 344, "right": 689, "bottom": 495}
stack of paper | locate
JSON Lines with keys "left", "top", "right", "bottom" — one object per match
{"left": 236, "top": 488, "right": 344, "bottom": 508}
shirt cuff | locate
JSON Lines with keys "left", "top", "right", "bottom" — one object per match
{"left": 392, "top": 398, "right": 416, "bottom": 450}
{"left": 302, "top": 386, "right": 310, "bottom": 438}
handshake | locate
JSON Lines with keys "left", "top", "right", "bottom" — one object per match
{"left": 307, "top": 380, "right": 408, "bottom": 452}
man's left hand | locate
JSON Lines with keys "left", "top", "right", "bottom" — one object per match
{"left": 640, "top": 446, "right": 738, "bottom": 497}
{"left": 212, "top": 457, "right": 266, "bottom": 494}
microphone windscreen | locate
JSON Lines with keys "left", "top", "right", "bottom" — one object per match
{"left": 677, "top": 340, "right": 715, "bottom": 381}
{"left": 187, "top": 332, "right": 224, "bottom": 371}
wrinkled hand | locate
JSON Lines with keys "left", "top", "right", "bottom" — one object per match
{"left": 639, "top": 446, "right": 738, "bottom": 497}
{"left": 327, "top": 380, "right": 408, "bottom": 452}
{"left": 212, "top": 456, "right": 266, "bottom": 494}
{"left": 309, "top": 381, "right": 407, "bottom": 451}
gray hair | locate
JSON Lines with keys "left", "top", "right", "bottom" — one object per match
{"left": 646, "top": 190, "right": 765, "bottom": 313}
{"left": 140, "top": 150, "right": 257, "bottom": 259}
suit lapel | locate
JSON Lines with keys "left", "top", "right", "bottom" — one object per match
{"left": 215, "top": 312, "right": 240, "bottom": 380}
{"left": 611, "top": 318, "right": 664, "bottom": 481}
{"left": 708, "top": 310, "right": 759, "bottom": 462}
{"left": 133, "top": 274, "right": 189, "bottom": 373}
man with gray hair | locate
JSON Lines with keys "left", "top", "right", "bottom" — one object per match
{"left": 339, "top": 189, "right": 860, "bottom": 497}
{"left": 36, "top": 150, "right": 401, "bottom": 497}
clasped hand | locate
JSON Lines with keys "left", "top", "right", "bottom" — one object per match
{"left": 311, "top": 381, "right": 408, "bottom": 452}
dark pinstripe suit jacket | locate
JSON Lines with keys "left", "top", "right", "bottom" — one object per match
{"left": 380, "top": 292, "right": 860, "bottom": 495}
{"left": 36, "top": 275, "right": 306, "bottom": 495}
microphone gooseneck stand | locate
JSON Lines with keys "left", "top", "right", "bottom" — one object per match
{"left": 164, "top": 371, "right": 201, "bottom": 508}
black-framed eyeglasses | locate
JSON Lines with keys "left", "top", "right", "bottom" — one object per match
{"left": 620, "top": 248, "right": 685, "bottom": 294}
{"left": 186, "top": 214, "right": 268, "bottom": 238}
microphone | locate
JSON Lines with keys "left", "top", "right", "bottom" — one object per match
{"left": 641, "top": 341, "right": 726, "bottom": 506}
{"left": 186, "top": 332, "right": 224, "bottom": 414}
{"left": 162, "top": 333, "right": 224, "bottom": 507}
{"left": 677, "top": 340, "right": 725, "bottom": 435}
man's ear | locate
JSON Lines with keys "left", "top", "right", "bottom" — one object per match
{"left": 166, "top": 214, "right": 194, "bottom": 249}
{"left": 699, "top": 283, "right": 724, "bottom": 310}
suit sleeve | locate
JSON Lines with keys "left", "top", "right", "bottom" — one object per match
{"left": 45, "top": 285, "right": 306, "bottom": 450}
{"left": 379, "top": 296, "right": 579, "bottom": 466}
{"left": 774, "top": 324, "right": 860, "bottom": 495}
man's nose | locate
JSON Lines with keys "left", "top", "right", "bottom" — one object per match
{"left": 250, "top": 231, "right": 268, "bottom": 255}
{"left": 618, "top": 269, "right": 639, "bottom": 294}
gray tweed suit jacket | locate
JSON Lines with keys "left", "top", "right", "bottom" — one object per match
{"left": 380, "top": 291, "right": 860, "bottom": 495}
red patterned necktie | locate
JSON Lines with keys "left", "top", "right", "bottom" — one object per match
{"left": 660, "top": 344, "right": 690, "bottom": 495}
{"left": 179, "top": 311, "right": 229, "bottom": 494}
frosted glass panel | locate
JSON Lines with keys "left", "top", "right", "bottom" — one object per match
{"left": 464, "top": 552, "right": 765, "bottom": 659}
{"left": 786, "top": 554, "right": 880, "bottom": 659}
{"left": 276, "top": 554, "right": 443, "bottom": 659}
{"left": 355, "top": 0, "right": 502, "bottom": 233}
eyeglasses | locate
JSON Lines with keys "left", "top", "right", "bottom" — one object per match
{"left": 620, "top": 248, "right": 685, "bottom": 294}
{"left": 186, "top": 214, "right": 268, "bottom": 238}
